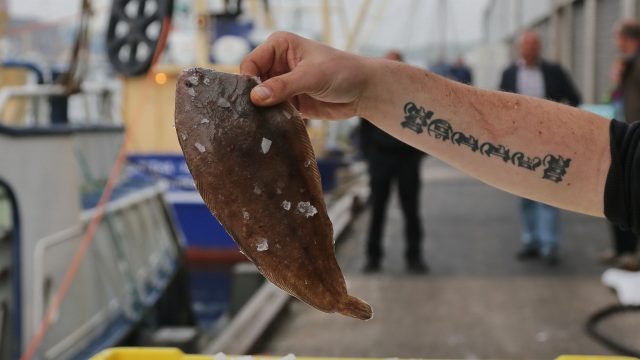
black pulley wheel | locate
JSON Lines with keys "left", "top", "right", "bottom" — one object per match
{"left": 106, "top": 0, "right": 173, "bottom": 76}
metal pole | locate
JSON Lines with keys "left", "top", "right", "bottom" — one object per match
{"left": 345, "top": 0, "right": 372, "bottom": 52}
{"left": 195, "top": 0, "right": 209, "bottom": 66}
{"left": 0, "top": 0, "right": 6, "bottom": 39}
{"left": 564, "top": 4, "right": 574, "bottom": 71}
{"left": 337, "top": 0, "right": 350, "bottom": 43}
{"left": 622, "top": 0, "right": 637, "bottom": 18}
{"left": 583, "top": 0, "right": 597, "bottom": 103}
{"left": 322, "top": 0, "right": 333, "bottom": 46}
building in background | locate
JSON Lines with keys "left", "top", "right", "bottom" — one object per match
{"left": 468, "top": 0, "right": 639, "bottom": 105}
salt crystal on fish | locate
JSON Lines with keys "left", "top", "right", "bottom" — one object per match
{"left": 194, "top": 142, "right": 206, "bottom": 153}
{"left": 256, "top": 238, "right": 269, "bottom": 252}
{"left": 217, "top": 98, "right": 231, "bottom": 108}
{"left": 296, "top": 201, "right": 317, "bottom": 218}
{"left": 201, "top": 118, "right": 209, "bottom": 124}
{"left": 187, "top": 76, "right": 199, "bottom": 86}
{"left": 261, "top": 138, "right": 272, "bottom": 154}
{"left": 282, "top": 200, "right": 291, "bottom": 211}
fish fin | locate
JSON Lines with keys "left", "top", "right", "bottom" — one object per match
{"left": 339, "top": 295, "right": 373, "bottom": 320}
{"left": 289, "top": 106, "right": 323, "bottom": 188}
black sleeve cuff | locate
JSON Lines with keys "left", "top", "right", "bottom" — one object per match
{"left": 604, "top": 119, "right": 640, "bottom": 233}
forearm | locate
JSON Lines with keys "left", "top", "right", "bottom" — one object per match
{"left": 359, "top": 59, "right": 611, "bottom": 217}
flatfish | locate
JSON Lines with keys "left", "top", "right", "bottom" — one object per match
{"left": 174, "top": 68, "right": 372, "bottom": 320}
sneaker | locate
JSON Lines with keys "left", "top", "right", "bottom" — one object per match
{"left": 362, "top": 261, "right": 380, "bottom": 274}
{"left": 616, "top": 254, "right": 640, "bottom": 271}
{"left": 407, "top": 259, "right": 429, "bottom": 274}
{"left": 516, "top": 246, "right": 540, "bottom": 260}
{"left": 542, "top": 251, "right": 560, "bottom": 266}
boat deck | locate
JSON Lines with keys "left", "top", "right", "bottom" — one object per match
{"left": 256, "top": 159, "right": 640, "bottom": 359}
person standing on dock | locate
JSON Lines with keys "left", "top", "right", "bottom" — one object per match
{"left": 499, "top": 31, "right": 581, "bottom": 265}
{"left": 450, "top": 56, "right": 473, "bottom": 85}
{"left": 602, "top": 19, "right": 640, "bottom": 271}
{"left": 359, "top": 51, "right": 428, "bottom": 274}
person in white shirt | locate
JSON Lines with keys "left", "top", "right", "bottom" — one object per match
{"left": 499, "top": 31, "right": 582, "bottom": 265}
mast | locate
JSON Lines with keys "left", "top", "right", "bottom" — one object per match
{"left": 0, "top": 0, "right": 6, "bottom": 41}
{"left": 322, "top": 0, "right": 332, "bottom": 46}
{"left": 345, "top": 0, "right": 372, "bottom": 52}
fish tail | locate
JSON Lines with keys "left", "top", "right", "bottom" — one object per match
{"left": 339, "top": 295, "right": 373, "bottom": 320}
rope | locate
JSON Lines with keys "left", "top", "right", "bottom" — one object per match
{"left": 57, "top": 0, "right": 93, "bottom": 94}
{"left": 19, "top": 16, "right": 172, "bottom": 360}
{"left": 585, "top": 304, "right": 640, "bottom": 357}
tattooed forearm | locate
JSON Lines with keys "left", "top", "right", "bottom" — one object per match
{"left": 401, "top": 102, "right": 571, "bottom": 183}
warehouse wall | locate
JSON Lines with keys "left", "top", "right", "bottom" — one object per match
{"left": 475, "top": 0, "right": 639, "bottom": 103}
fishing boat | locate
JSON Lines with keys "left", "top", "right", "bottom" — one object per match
{"left": 0, "top": 1, "right": 196, "bottom": 357}
{"left": 0, "top": 64, "right": 192, "bottom": 359}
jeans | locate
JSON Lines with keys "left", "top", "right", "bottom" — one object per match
{"left": 520, "top": 198, "right": 559, "bottom": 255}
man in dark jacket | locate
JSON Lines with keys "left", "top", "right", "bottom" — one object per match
{"left": 360, "top": 51, "right": 428, "bottom": 274}
{"left": 499, "top": 31, "right": 581, "bottom": 265}
{"left": 604, "top": 19, "right": 640, "bottom": 271}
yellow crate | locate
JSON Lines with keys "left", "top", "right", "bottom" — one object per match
{"left": 91, "top": 349, "right": 639, "bottom": 360}
{"left": 91, "top": 348, "right": 214, "bottom": 360}
{"left": 556, "top": 356, "right": 638, "bottom": 360}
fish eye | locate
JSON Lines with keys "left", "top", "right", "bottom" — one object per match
{"left": 184, "top": 79, "right": 194, "bottom": 88}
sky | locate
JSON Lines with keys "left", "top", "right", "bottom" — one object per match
{"left": 6, "top": 0, "right": 489, "bottom": 52}
{"left": 343, "top": 0, "right": 490, "bottom": 50}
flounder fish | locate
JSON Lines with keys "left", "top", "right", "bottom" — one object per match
{"left": 174, "top": 68, "right": 372, "bottom": 320}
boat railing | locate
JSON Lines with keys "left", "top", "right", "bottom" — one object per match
{"left": 30, "top": 182, "right": 179, "bottom": 360}
{"left": 0, "top": 81, "right": 122, "bottom": 127}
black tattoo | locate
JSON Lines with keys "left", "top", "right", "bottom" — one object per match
{"left": 542, "top": 155, "right": 571, "bottom": 183}
{"left": 480, "top": 143, "right": 510, "bottom": 162}
{"left": 401, "top": 102, "right": 572, "bottom": 183}
{"left": 452, "top": 132, "right": 479, "bottom": 152}
{"left": 401, "top": 102, "right": 433, "bottom": 134}
{"left": 511, "top": 152, "right": 542, "bottom": 171}
{"left": 427, "top": 119, "right": 454, "bottom": 141}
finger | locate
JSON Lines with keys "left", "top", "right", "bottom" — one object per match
{"left": 250, "top": 68, "right": 322, "bottom": 106}
{"left": 240, "top": 44, "right": 275, "bottom": 77}
{"left": 240, "top": 31, "right": 296, "bottom": 77}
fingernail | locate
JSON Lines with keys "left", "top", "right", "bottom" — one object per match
{"left": 253, "top": 85, "right": 272, "bottom": 101}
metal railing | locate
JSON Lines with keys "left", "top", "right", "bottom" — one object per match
{"left": 0, "top": 81, "right": 122, "bottom": 127}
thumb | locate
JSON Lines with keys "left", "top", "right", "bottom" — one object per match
{"left": 250, "top": 70, "right": 319, "bottom": 106}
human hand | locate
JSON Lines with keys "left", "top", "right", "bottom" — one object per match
{"left": 240, "top": 32, "right": 374, "bottom": 120}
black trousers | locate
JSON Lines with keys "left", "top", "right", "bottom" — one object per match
{"left": 366, "top": 152, "right": 423, "bottom": 263}
{"left": 610, "top": 223, "right": 639, "bottom": 255}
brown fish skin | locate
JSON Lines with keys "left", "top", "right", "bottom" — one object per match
{"left": 174, "top": 68, "right": 372, "bottom": 320}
